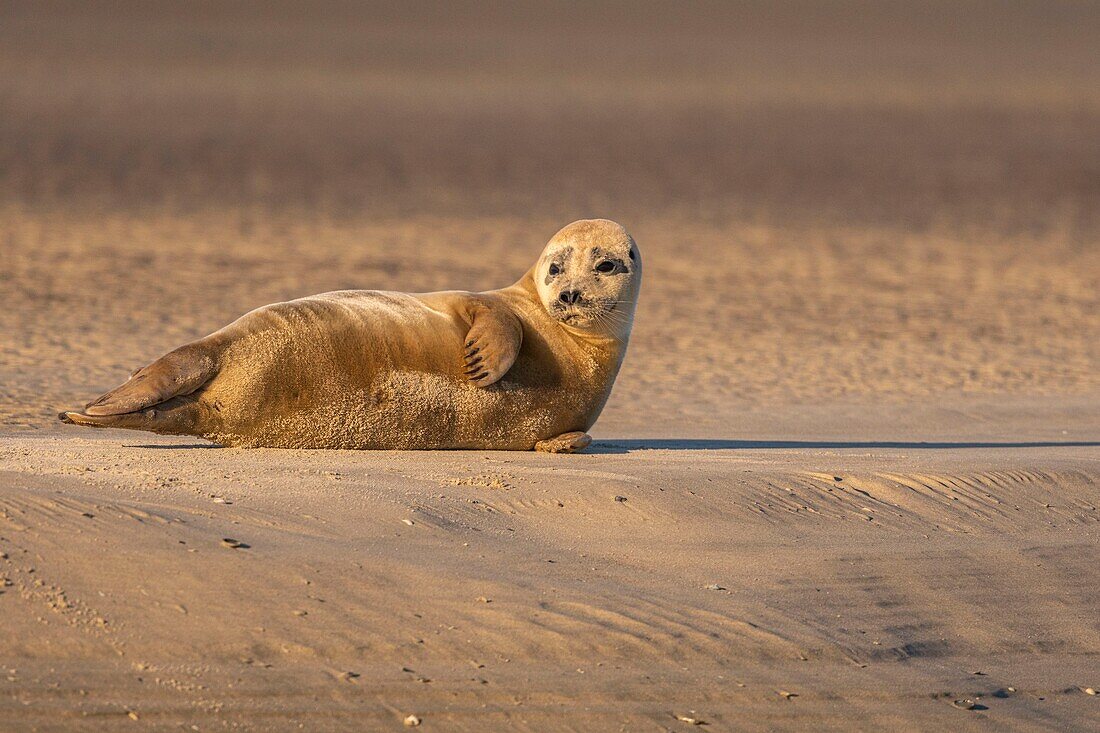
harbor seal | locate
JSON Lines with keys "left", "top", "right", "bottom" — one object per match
{"left": 60, "top": 219, "right": 641, "bottom": 451}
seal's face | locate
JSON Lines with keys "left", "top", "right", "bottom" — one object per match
{"left": 535, "top": 219, "right": 642, "bottom": 337}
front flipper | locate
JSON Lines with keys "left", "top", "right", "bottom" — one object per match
{"left": 535, "top": 431, "right": 592, "bottom": 454}
{"left": 462, "top": 299, "right": 522, "bottom": 387}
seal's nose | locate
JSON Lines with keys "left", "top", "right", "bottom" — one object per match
{"left": 559, "top": 290, "right": 582, "bottom": 305}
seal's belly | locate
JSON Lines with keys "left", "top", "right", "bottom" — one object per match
{"left": 304, "top": 370, "right": 567, "bottom": 449}
{"left": 217, "top": 370, "right": 573, "bottom": 449}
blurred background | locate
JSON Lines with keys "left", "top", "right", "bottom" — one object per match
{"left": 1, "top": 1, "right": 1097, "bottom": 435}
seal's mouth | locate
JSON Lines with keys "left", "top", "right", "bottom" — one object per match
{"left": 551, "top": 303, "right": 592, "bottom": 326}
{"left": 550, "top": 300, "right": 617, "bottom": 327}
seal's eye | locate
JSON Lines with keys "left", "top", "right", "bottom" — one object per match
{"left": 548, "top": 263, "right": 561, "bottom": 276}
{"left": 595, "top": 260, "right": 616, "bottom": 274}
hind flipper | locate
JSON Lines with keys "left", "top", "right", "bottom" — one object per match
{"left": 60, "top": 394, "right": 206, "bottom": 435}
{"left": 82, "top": 345, "right": 217, "bottom": 416}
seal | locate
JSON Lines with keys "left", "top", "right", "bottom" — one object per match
{"left": 60, "top": 219, "right": 642, "bottom": 452}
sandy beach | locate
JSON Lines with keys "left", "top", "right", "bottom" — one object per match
{"left": 2, "top": 2, "right": 1099, "bottom": 730}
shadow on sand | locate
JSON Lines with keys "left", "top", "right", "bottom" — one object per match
{"left": 128, "top": 443, "right": 221, "bottom": 450}
{"left": 123, "top": 439, "right": 1100, "bottom": 454}
{"left": 589, "top": 439, "right": 1100, "bottom": 454}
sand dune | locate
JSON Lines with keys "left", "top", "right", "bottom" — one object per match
{"left": 2, "top": 1, "right": 1098, "bottom": 730}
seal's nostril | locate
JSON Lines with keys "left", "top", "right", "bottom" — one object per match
{"left": 559, "top": 290, "right": 581, "bottom": 304}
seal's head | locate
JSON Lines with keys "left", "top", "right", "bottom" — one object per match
{"left": 535, "top": 219, "right": 642, "bottom": 338}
